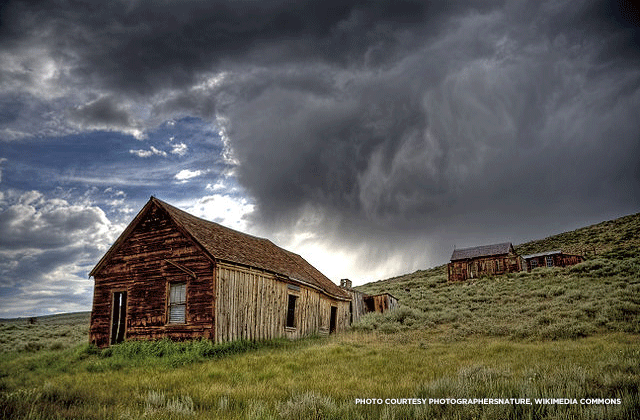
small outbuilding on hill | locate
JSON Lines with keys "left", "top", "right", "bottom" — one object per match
{"left": 448, "top": 242, "right": 522, "bottom": 282}
{"left": 521, "top": 250, "right": 584, "bottom": 272}
{"left": 339, "top": 279, "right": 398, "bottom": 323}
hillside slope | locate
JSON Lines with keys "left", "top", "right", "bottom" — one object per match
{"left": 514, "top": 212, "right": 640, "bottom": 257}
{"left": 355, "top": 212, "right": 640, "bottom": 340}
{"left": 0, "top": 312, "right": 89, "bottom": 353}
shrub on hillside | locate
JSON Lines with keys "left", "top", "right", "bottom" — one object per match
{"left": 351, "top": 306, "right": 428, "bottom": 332}
{"left": 278, "top": 391, "right": 339, "bottom": 420}
{"left": 144, "top": 390, "right": 195, "bottom": 416}
{"left": 350, "top": 312, "right": 384, "bottom": 331}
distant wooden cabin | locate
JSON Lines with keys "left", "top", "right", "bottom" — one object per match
{"left": 448, "top": 242, "right": 522, "bottom": 282}
{"left": 521, "top": 250, "right": 584, "bottom": 272}
{"left": 364, "top": 293, "right": 398, "bottom": 313}
{"left": 89, "top": 197, "right": 351, "bottom": 347}
{"left": 339, "top": 279, "right": 398, "bottom": 323}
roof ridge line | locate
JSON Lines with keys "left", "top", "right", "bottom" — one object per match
{"left": 152, "top": 196, "right": 271, "bottom": 242}
{"left": 150, "top": 197, "right": 349, "bottom": 299}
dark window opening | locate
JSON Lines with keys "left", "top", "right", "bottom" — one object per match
{"left": 286, "top": 294, "right": 297, "bottom": 328}
{"left": 349, "top": 301, "right": 353, "bottom": 324}
{"left": 110, "top": 291, "right": 127, "bottom": 345}
{"left": 330, "top": 306, "right": 337, "bottom": 333}
{"left": 364, "top": 296, "right": 375, "bottom": 313}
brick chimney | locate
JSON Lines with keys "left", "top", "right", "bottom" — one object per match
{"left": 340, "top": 278, "right": 352, "bottom": 289}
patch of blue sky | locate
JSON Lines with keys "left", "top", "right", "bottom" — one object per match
{"left": 0, "top": 116, "right": 235, "bottom": 207}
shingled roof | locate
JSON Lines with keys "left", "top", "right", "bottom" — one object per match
{"left": 521, "top": 250, "right": 562, "bottom": 260}
{"left": 450, "top": 242, "right": 514, "bottom": 261}
{"left": 91, "top": 197, "right": 349, "bottom": 300}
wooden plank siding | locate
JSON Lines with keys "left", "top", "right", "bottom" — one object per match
{"left": 90, "top": 197, "right": 352, "bottom": 347}
{"left": 448, "top": 243, "right": 522, "bottom": 282}
{"left": 448, "top": 255, "right": 521, "bottom": 282}
{"left": 90, "top": 204, "right": 214, "bottom": 348}
{"left": 364, "top": 293, "right": 399, "bottom": 313}
{"left": 342, "top": 289, "right": 368, "bottom": 324}
{"left": 339, "top": 280, "right": 399, "bottom": 323}
{"left": 215, "top": 262, "right": 349, "bottom": 342}
{"left": 522, "top": 252, "right": 584, "bottom": 272}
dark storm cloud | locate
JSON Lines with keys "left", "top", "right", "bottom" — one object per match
{"left": 215, "top": 1, "right": 640, "bottom": 232}
{"left": 67, "top": 96, "right": 137, "bottom": 128}
{"left": 1, "top": 0, "right": 639, "bottom": 278}
{"left": 0, "top": 0, "right": 501, "bottom": 94}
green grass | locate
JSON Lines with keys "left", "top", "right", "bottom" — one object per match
{"left": 355, "top": 213, "right": 640, "bottom": 341}
{"left": 1, "top": 211, "right": 639, "bottom": 419}
{"left": 353, "top": 257, "right": 640, "bottom": 341}
{"left": 514, "top": 212, "right": 640, "bottom": 257}
{"left": 0, "top": 312, "right": 89, "bottom": 353}
{"left": 1, "top": 331, "right": 638, "bottom": 419}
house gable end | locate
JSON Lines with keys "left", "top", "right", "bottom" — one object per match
{"left": 89, "top": 199, "right": 217, "bottom": 347}
{"left": 89, "top": 199, "right": 155, "bottom": 278}
{"left": 90, "top": 197, "right": 214, "bottom": 278}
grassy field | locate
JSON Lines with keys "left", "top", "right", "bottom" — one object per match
{"left": 1, "top": 212, "right": 639, "bottom": 419}
{"left": 1, "top": 329, "right": 638, "bottom": 419}
{"left": 0, "top": 312, "right": 90, "bottom": 353}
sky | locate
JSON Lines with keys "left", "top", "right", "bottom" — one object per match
{"left": 0, "top": 0, "right": 639, "bottom": 317}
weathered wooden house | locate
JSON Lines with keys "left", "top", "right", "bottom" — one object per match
{"left": 339, "top": 279, "right": 399, "bottom": 323}
{"left": 89, "top": 197, "right": 351, "bottom": 347}
{"left": 521, "top": 250, "right": 584, "bottom": 272}
{"left": 448, "top": 242, "right": 522, "bottom": 282}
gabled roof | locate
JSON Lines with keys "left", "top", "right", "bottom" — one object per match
{"left": 450, "top": 242, "right": 514, "bottom": 261}
{"left": 521, "top": 250, "right": 562, "bottom": 260}
{"left": 91, "top": 197, "right": 349, "bottom": 300}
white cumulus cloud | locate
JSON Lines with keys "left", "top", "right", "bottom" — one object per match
{"left": 0, "top": 190, "right": 125, "bottom": 316}
{"left": 129, "top": 146, "right": 168, "bottom": 158}
{"left": 170, "top": 142, "right": 188, "bottom": 156}
{"left": 205, "top": 180, "right": 226, "bottom": 191}
{"left": 174, "top": 169, "right": 203, "bottom": 181}
{"left": 185, "top": 194, "right": 255, "bottom": 232}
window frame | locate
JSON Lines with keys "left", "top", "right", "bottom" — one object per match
{"left": 168, "top": 282, "right": 187, "bottom": 325}
{"left": 545, "top": 256, "right": 554, "bottom": 267}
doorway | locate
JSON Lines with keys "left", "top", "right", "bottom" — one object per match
{"left": 329, "top": 306, "right": 337, "bottom": 334}
{"left": 110, "top": 291, "right": 127, "bottom": 345}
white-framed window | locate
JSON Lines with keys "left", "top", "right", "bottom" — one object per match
{"left": 169, "top": 283, "right": 186, "bottom": 324}
{"left": 530, "top": 259, "right": 538, "bottom": 269}
{"left": 546, "top": 256, "right": 554, "bottom": 267}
